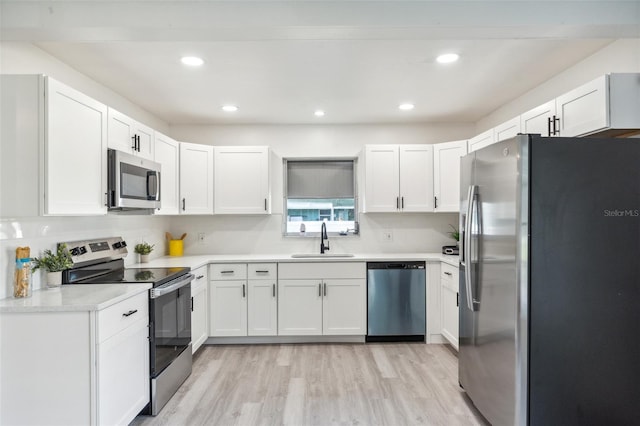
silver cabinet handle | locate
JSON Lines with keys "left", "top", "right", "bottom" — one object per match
{"left": 255, "top": 270, "right": 269, "bottom": 274}
{"left": 444, "top": 271, "right": 452, "bottom": 276}
{"left": 318, "top": 283, "right": 322, "bottom": 297}
{"left": 221, "top": 270, "right": 234, "bottom": 274}
{"left": 196, "top": 275, "right": 205, "bottom": 280}
{"left": 323, "top": 282, "right": 327, "bottom": 296}
{"left": 272, "top": 283, "right": 276, "bottom": 297}
{"left": 242, "top": 283, "right": 246, "bottom": 298}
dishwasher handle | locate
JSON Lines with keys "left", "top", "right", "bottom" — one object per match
{"left": 367, "top": 262, "right": 425, "bottom": 270}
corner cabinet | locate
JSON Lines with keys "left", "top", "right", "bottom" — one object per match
{"left": 433, "top": 140, "right": 467, "bottom": 212}
{"left": 440, "top": 262, "right": 459, "bottom": 350}
{"left": 213, "top": 146, "right": 270, "bottom": 214}
{"left": 107, "top": 107, "right": 154, "bottom": 160}
{"left": 191, "top": 265, "right": 209, "bottom": 353}
{"left": 0, "top": 290, "right": 150, "bottom": 425}
{"left": 277, "top": 262, "right": 366, "bottom": 336}
{"left": 154, "top": 132, "right": 181, "bottom": 215}
{"left": 179, "top": 142, "right": 214, "bottom": 214}
{"left": 364, "top": 145, "right": 434, "bottom": 212}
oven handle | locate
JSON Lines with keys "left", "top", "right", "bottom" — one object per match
{"left": 150, "top": 273, "right": 194, "bottom": 299}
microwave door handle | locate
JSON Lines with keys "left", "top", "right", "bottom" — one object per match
{"left": 147, "top": 172, "right": 160, "bottom": 200}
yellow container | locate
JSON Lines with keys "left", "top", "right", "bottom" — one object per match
{"left": 169, "top": 239, "right": 184, "bottom": 257}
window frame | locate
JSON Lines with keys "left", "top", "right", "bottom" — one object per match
{"left": 283, "top": 157, "right": 359, "bottom": 237}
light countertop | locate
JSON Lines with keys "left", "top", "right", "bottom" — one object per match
{"left": 131, "top": 253, "right": 460, "bottom": 270}
{"left": 0, "top": 283, "right": 152, "bottom": 313}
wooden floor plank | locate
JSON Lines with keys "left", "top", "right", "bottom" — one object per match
{"left": 131, "top": 343, "right": 488, "bottom": 426}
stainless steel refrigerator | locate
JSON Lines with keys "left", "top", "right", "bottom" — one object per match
{"left": 458, "top": 134, "right": 640, "bottom": 426}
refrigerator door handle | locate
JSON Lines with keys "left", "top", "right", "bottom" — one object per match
{"left": 464, "top": 185, "right": 477, "bottom": 311}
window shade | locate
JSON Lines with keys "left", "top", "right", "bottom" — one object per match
{"left": 286, "top": 160, "right": 354, "bottom": 198}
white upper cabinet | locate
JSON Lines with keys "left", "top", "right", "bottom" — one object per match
{"left": 179, "top": 142, "right": 214, "bottom": 215}
{"left": 494, "top": 116, "right": 521, "bottom": 142}
{"left": 555, "top": 76, "right": 608, "bottom": 137}
{"left": 46, "top": 78, "right": 108, "bottom": 215}
{"left": 214, "top": 146, "right": 270, "bottom": 214}
{"left": 154, "top": 132, "right": 180, "bottom": 215}
{"left": 468, "top": 129, "right": 495, "bottom": 153}
{"left": 521, "top": 100, "right": 557, "bottom": 137}
{"left": 364, "top": 145, "right": 400, "bottom": 212}
{"left": 433, "top": 140, "right": 467, "bottom": 212}
{"left": 399, "top": 145, "right": 434, "bottom": 212}
{"left": 364, "top": 144, "right": 434, "bottom": 212}
{"left": 107, "top": 108, "right": 154, "bottom": 160}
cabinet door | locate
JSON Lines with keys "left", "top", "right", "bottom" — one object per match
{"left": 399, "top": 145, "right": 434, "bottom": 212}
{"left": 179, "top": 142, "right": 214, "bottom": 215}
{"left": 433, "top": 140, "right": 467, "bottom": 212}
{"left": 468, "top": 129, "right": 495, "bottom": 153}
{"left": 214, "top": 146, "right": 270, "bottom": 214}
{"left": 322, "top": 279, "right": 366, "bottom": 335}
{"left": 248, "top": 280, "right": 278, "bottom": 336}
{"left": 364, "top": 145, "right": 400, "bottom": 212}
{"left": 494, "top": 116, "right": 521, "bottom": 142}
{"left": 97, "top": 318, "right": 150, "bottom": 426}
{"left": 556, "top": 75, "right": 608, "bottom": 137}
{"left": 134, "top": 121, "right": 154, "bottom": 160}
{"left": 154, "top": 132, "right": 180, "bottom": 215}
{"left": 45, "top": 78, "right": 107, "bottom": 215}
{"left": 277, "top": 280, "right": 322, "bottom": 336}
{"left": 440, "top": 280, "right": 459, "bottom": 350}
{"left": 107, "top": 107, "right": 136, "bottom": 154}
{"left": 191, "top": 272, "right": 209, "bottom": 353}
{"left": 209, "top": 280, "right": 247, "bottom": 336}
{"left": 520, "top": 100, "right": 556, "bottom": 137}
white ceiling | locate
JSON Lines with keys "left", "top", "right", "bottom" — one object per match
{"left": 2, "top": 1, "right": 638, "bottom": 125}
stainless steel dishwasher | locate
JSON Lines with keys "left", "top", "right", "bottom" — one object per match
{"left": 366, "top": 262, "right": 426, "bottom": 342}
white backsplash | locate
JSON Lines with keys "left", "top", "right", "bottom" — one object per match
{"left": 0, "top": 215, "right": 170, "bottom": 299}
{"left": 168, "top": 212, "right": 459, "bottom": 255}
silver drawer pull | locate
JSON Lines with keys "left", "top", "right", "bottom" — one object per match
{"left": 255, "top": 270, "right": 269, "bottom": 274}
{"left": 444, "top": 271, "right": 452, "bottom": 276}
{"left": 221, "top": 270, "right": 234, "bottom": 274}
{"left": 196, "top": 275, "right": 205, "bottom": 280}
{"left": 122, "top": 309, "right": 138, "bottom": 317}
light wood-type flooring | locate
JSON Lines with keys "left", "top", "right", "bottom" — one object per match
{"left": 132, "top": 343, "right": 488, "bottom": 426}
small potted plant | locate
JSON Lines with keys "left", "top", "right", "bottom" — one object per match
{"left": 134, "top": 242, "right": 154, "bottom": 263}
{"left": 32, "top": 243, "right": 73, "bottom": 288}
{"left": 448, "top": 224, "right": 460, "bottom": 247}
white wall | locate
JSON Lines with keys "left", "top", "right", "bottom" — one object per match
{"left": 0, "top": 42, "right": 172, "bottom": 298}
{"left": 169, "top": 123, "right": 470, "bottom": 255}
{"left": 477, "top": 39, "right": 640, "bottom": 132}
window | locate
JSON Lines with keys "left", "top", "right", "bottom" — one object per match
{"left": 284, "top": 159, "right": 358, "bottom": 236}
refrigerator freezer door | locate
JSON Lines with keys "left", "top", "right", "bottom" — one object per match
{"left": 459, "top": 136, "right": 524, "bottom": 426}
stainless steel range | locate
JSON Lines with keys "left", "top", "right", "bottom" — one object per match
{"left": 60, "top": 236, "right": 193, "bottom": 416}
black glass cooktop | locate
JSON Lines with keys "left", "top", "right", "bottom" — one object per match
{"left": 63, "top": 259, "right": 190, "bottom": 287}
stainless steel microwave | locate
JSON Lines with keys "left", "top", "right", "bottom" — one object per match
{"left": 107, "top": 149, "right": 161, "bottom": 210}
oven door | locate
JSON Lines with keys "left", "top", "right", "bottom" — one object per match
{"left": 149, "top": 274, "right": 193, "bottom": 377}
{"left": 108, "top": 148, "right": 161, "bottom": 210}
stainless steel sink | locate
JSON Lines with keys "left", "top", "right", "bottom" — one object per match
{"left": 290, "top": 253, "right": 355, "bottom": 258}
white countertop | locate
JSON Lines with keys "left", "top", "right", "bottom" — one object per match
{"left": 0, "top": 284, "right": 152, "bottom": 313}
{"left": 131, "top": 253, "right": 460, "bottom": 269}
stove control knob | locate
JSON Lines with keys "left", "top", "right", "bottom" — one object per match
{"left": 78, "top": 246, "right": 88, "bottom": 255}
{"left": 120, "top": 241, "right": 127, "bottom": 248}
{"left": 113, "top": 242, "right": 122, "bottom": 249}
{"left": 70, "top": 247, "right": 81, "bottom": 256}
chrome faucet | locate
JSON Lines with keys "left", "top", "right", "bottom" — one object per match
{"left": 320, "top": 222, "right": 330, "bottom": 254}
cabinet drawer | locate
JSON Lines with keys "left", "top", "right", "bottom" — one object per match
{"left": 191, "top": 265, "right": 208, "bottom": 291}
{"left": 98, "top": 291, "right": 149, "bottom": 343}
{"left": 210, "top": 263, "right": 247, "bottom": 280}
{"left": 248, "top": 263, "right": 277, "bottom": 280}
{"left": 278, "top": 262, "right": 366, "bottom": 280}
{"left": 441, "top": 262, "right": 458, "bottom": 281}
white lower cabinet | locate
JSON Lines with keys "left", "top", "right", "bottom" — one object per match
{"left": 278, "top": 262, "right": 366, "bottom": 336}
{"left": 191, "top": 265, "right": 209, "bottom": 353}
{"left": 209, "top": 263, "right": 277, "bottom": 337}
{"left": 0, "top": 290, "right": 150, "bottom": 426}
{"left": 440, "top": 262, "right": 459, "bottom": 350}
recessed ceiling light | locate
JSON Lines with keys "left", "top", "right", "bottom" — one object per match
{"left": 436, "top": 53, "right": 459, "bottom": 64}
{"left": 314, "top": 110, "right": 325, "bottom": 117}
{"left": 398, "top": 103, "right": 415, "bottom": 111}
{"left": 222, "top": 105, "right": 238, "bottom": 112}
{"left": 181, "top": 56, "right": 204, "bottom": 66}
